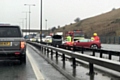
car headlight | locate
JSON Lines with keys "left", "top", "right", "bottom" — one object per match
{"left": 30, "top": 38, "right": 32, "bottom": 41}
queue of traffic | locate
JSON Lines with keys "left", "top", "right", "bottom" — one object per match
{"left": 25, "top": 30, "right": 101, "bottom": 50}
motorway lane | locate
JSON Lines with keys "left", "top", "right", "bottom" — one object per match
{"left": 0, "top": 55, "right": 36, "bottom": 80}
{"left": 0, "top": 44, "right": 69, "bottom": 80}
{"left": 101, "top": 44, "right": 120, "bottom": 51}
{"left": 27, "top": 44, "right": 69, "bottom": 80}
{"left": 0, "top": 43, "right": 119, "bottom": 80}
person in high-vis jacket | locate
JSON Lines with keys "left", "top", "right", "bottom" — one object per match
{"left": 91, "top": 37, "right": 94, "bottom": 41}
{"left": 66, "top": 35, "right": 72, "bottom": 42}
{"left": 93, "top": 33, "right": 100, "bottom": 42}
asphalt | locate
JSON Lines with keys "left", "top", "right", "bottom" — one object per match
{"left": 0, "top": 43, "right": 119, "bottom": 80}
{"left": 28, "top": 43, "right": 120, "bottom": 80}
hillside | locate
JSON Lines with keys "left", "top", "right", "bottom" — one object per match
{"left": 53, "top": 8, "right": 120, "bottom": 38}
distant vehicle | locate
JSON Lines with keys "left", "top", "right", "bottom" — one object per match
{"left": 0, "top": 25, "right": 26, "bottom": 64}
{"left": 63, "top": 39, "right": 101, "bottom": 49}
{"left": 52, "top": 35, "right": 62, "bottom": 47}
{"left": 28, "top": 34, "right": 37, "bottom": 42}
{"left": 44, "top": 36, "right": 52, "bottom": 44}
{"left": 35, "top": 33, "right": 46, "bottom": 42}
{"left": 55, "top": 32, "right": 63, "bottom": 36}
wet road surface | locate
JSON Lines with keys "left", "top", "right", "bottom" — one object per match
{"left": 0, "top": 43, "right": 69, "bottom": 80}
{"left": 0, "top": 43, "right": 119, "bottom": 80}
{"left": 28, "top": 43, "right": 120, "bottom": 80}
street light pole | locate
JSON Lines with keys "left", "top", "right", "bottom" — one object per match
{"left": 22, "top": 12, "right": 28, "bottom": 35}
{"left": 19, "top": 22, "right": 23, "bottom": 28}
{"left": 24, "top": 4, "right": 35, "bottom": 35}
{"left": 20, "top": 18, "right": 24, "bottom": 29}
{"left": 45, "top": 19, "right": 47, "bottom": 35}
{"left": 40, "top": 0, "right": 42, "bottom": 42}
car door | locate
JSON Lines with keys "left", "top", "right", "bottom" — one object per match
{"left": 77, "top": 39, "right": 89, "bottom": 47}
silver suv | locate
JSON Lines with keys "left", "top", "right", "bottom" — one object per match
{"left": 0, "top": 25, "right": 26, "bottom": 64}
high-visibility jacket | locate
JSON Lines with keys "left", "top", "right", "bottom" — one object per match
{"left": 66, "top": 36, "right": 72, "bottom": 42}
{"left": 93, "top": 36, "right": 100, "bottom": 42}
{"left": 91, "top": 37, "right": 94, "bottom": 41}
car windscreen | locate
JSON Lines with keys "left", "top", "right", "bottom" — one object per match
{"left": 74, "top": 32, "right": 84, "bottom": 37}
{"left": 0, "top": 27, "right": 22, "bottom": 37}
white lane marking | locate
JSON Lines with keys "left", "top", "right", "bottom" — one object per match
{"left": 27, "top": 50, "right": 45, "bottom": 80}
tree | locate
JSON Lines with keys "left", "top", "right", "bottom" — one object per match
{"left": 58, "top": 25, "right": 60, "bottom": 29}
{"left": 74, "top": 17, "right": 80, "bottom": 23}
{"left": 51, "top": 26, "right": 56, "bottom": 31}
{"left": 112, "top": 8, "right": 116, "bottom": 11}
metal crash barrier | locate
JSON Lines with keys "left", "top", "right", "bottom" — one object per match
{"left": 27, "top": 41, "right": 120, "bottom": 79}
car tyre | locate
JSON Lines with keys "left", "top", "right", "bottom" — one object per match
{"left": 90, "top": 44, "right": 98, "bottom": 49}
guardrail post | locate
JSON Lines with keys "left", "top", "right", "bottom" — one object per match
{"left": 81, "top": 46, "right": 84, "bottom": 54}
{"left": 72, "top": 58, "right": 76, "bottom": 69}
{"left": 108, "top": 52, "right": 112, "bottom": 60}
{"left": 51, "top": 49, "right": 53, "bottom": 60}
{"left": 56, "top": 51, "right": 58, "bottom": 63}
{"left": 92, "top": 49, "right": 95, "bottom": 56}
{"left": 47, "top": 48, "right": 49, "bottom": 57}
{"left": 89, "top": 63, "right": 94, "bottom": 75}
{"left": 43, "top": 47, "right": 45, "bottom": 54}
{"left": 72, "top": 58, "right": 76, "bottom": 77}
{"left": 100, "top": 50, "right": 102, "bottom": 58}
{"left": 62, "top": 54, "right": 65, "bottom": 68}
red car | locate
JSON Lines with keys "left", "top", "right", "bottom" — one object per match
{"left": 73, "top": 39, "right": 101, "bottom": 49}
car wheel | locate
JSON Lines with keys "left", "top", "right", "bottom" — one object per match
{"left": 90, "top": 44, "right": 98, "bottom": 49}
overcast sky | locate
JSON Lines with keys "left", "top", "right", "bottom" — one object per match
{"left": 0, "top": 0, "right": 120, "bottom": 30}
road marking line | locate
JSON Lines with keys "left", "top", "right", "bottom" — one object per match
{"left": 27, "top": 50, "right": 45, "bottom": 80}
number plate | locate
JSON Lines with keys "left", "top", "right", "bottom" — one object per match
{"left": 0, "top": 42, "right": 10, "bottom": 46}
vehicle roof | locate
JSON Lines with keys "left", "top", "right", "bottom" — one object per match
{"left": 0, "top": 25, "right": 20, "bottom": 27}
{"left": 46, "top": 36, "right": 52, "bottom": 38}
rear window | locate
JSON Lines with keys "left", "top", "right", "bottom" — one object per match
{"left": 52, "top": 35, "right": 62, "bottom": 39}
{"left": 0, "top": 26, "right": 22, "bottom": 37}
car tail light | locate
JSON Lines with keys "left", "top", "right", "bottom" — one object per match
{"left": 20, "top": 41, "right": 25, "bottom": 49}
{"left": 15, "top": 52, "right": 20, "bottom": 55}
{"left": 74, "top": 42, "right": 76, "bottom": 45}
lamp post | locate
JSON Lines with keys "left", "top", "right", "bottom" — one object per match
{"left": 24, "top": 4, "right": 35, "bottom": 35}
{"left": 22, "top": 11, "right": 28, "bottom": 35}
{"left": 20, "top": 18, "right": 25, "bottom": 29}
{"left": 40, "top": 0, "right": 42, "bottom": 42}
{"left": 19, "top": 22, "right": 23, "bottom": 28}
{"left": 45, "top": 19, "right": 47, "bottom": 35}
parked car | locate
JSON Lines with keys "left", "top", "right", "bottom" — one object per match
{"left": 73, "top": 39, "right": 101, "bottom": 49}
{"left": 63, "top": 39, "right": 101, "bottom": 49}
{"left": 0, "top": 25, "right": 26, "bottom": 64}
